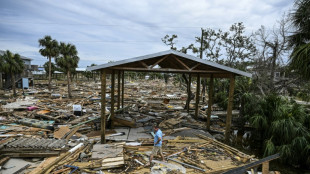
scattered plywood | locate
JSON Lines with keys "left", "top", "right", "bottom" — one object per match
{"left": 53, "top": 126, "right": 70, "bottom": 139}
{"left": 91, "top": 143, "right": 125, "bottom": 169}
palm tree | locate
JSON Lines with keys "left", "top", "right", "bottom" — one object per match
{"left": 289, "top": 0, "right": 310, "bottom": 78}
{"left": 0, "top": 50, "right": 24, "bottom": 96}
{"left": 56, "top": 42, "right": 79, "bottom": 98}
{"left": 247, "top": 94, "right": 310, "bottom": 168}
{"left": 43, "top": 61, "right": 57, "bottom": 78}
{"left": 38, "top": 35, "right": 59, "bottom": 91}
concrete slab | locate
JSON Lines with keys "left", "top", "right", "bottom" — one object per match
{"left": 92, "top": 143, "right": 123, "bottom": 159}
{"left": 127, "top": 127, "right": 152, "bottom": 141}
{"left": 107, "top": 127, "right": 130, "bottom": 141}
{"left": 1, "top": 158, "right": 35, "bottom": 174}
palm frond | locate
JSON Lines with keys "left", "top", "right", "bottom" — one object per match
{"left": 249, "top": 114, "right": 267, "bottom": 129}
{"left": 264, "top": 138, "right": 276, "bottom": 157}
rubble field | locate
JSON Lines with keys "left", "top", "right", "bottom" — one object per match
{"left": 0, "top": 79, "right": 256, "bottom": 174}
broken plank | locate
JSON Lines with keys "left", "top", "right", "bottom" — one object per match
{"left": 102, "top": 156, "right": 124, "bottom": 163}
{"left": 29, "top": 157, "right": 57, "bottom": 174}
{"left": 167, "top": 139, "right": 207, "bottom": 143}
{"left": 53, "top": 126, "right": 70, "bottom": 139}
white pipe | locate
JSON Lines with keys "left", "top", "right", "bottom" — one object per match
{"left": 134, "top": 159, "right": 144, "bottom": 165}
{"left": 69, "top": 143, "right": 83, "bottom": 153}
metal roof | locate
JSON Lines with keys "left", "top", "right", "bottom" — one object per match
{"left": 87, "top": 50, "right": 252, "bottom": 78}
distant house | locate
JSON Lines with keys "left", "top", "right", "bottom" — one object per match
{"left": 0, "top": 50, "right": 34, "bottom": 89}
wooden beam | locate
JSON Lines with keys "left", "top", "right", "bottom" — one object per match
{"left": 195, "top": 74, "right": 200, "bottom": 119}
{"left": 207, "top": 75, "right": 214, "bottom": 130}
{"left": 117, "top": 71, "right": 121, "bottom": 110}
{"left": 225, "top": 75, "right": 235, "bottom": 142}
{"left": 190, "top": 63, "right": 201, "bottom": 71}
{"left": 139, "top": 61, "right": 148, "bottom": 68}
{"left": 101, "top": 69, "right": 107, "bottom": 144}
{"left": 121, "top": 71, "right": 125, "bottom": 113}
{"left": 187, "top": 74, "right": 192, "bottom": 113}
{"left": 222, "top": 154, "right": 280, "bottom": 174}
{"left": 172, "top": 55, "right": 190, "bottom": 70}
{"left": 111, "top": 70, "right": 115, "bottom": 128}
{"left": 110, "top": 67, "right": 225, "bottom": 74}
{"left": 262, "top": 162, "right": 269, "bottom": 174}
{"left": 149, "top": 55, "right": 169, "bottom": 69}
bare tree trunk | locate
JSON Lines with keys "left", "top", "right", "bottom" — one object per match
{"left": 269, "top": 44, "right": 278, "bottom": 90}
{"left": 11, "top": 74, "right": 16, "bottom": 96}
{"left": 201, "top": 79, "right": 206, "bottom": 102}
{"left": 67, "top": 71, "right": 72, "bottom": 98}
{"left": 183, "top": 74, "right": 195, "bottom": 110}
{"left": 0, "top": 73, "right": 3, "bottom": 89}
{"left": 48, "top": 56, "right": 52, "bottom": 91}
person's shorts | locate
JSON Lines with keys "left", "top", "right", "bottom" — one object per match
{"left": 151, "top": 146, "right": 162, "bottom": 155}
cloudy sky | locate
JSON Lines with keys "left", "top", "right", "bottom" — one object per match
{"left": 0, "top": 0, "right": 293, "bottom": 67}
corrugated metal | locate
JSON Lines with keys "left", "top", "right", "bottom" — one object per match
{"left": 86, "top": 50, "right": 252, "bottom": 78}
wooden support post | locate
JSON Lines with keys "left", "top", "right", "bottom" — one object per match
{"left": 195, "top": 74, "right": 200, "bottom": 119}
{"left": 225, "top": 75, "right": 235, "bottom": 142}
{"left": 207, "top": 75, "right": 214, "bottom": 130}
{"left": 101, "top": 70, "right": 107, "bottom": 144}
{"left": 262, "top": 161, "right": 269, "bottom": 174}
{"left": 117, "top": 70, "right": 121, "bottom": 110}
{"left": 121, "top": 71, "right": 125, "bottom": 113}
{"left": 111, "top": 70, "right": 115, "bottom": 128}
{"left": 187, "top": 74, "right": 192, "bottom": 113}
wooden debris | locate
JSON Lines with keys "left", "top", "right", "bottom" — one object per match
{"left": 53, "top": 126, "right": 70, "bottom": 139}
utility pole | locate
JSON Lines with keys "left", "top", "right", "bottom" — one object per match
{"left": 200, "top": 28, "right": 206, "bottom": 103}
{"left": 200, "top": 28, "right": 204, "bottom": 59}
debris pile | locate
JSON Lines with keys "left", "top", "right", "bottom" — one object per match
{"left": 0, "top": 79, "right": 255, "bottom": 173}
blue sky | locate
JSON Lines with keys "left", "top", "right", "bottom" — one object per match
{"left": 0, "top": 0, "right": 293, "bottom": 67}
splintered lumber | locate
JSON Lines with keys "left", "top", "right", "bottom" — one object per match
{"left": 73, "top": 156, "right": 124, "bottom": 170}
{"left": 72, "top": 161, "right": 102, "bottom": 169}
{"left": 80, "top": 142, "right": 125, "bottom": 170}
{"left": 168, "top": 158, "right": 205, "bottom": 172}
{"left": 35, "top": 143, "right": 84, "bottom": 174}
{"left": 167, "top": 139, "right": 207, "bottom": 143}
{"left": 196, "top": 134, "right": 249, "bottom": 159}
{"left": 64, "top": 126, "right": 80, "bottom": 140}
{"left": 101, "top": 156, "right": 124, "bottom": 169}
{"left": 51, "top": 167, "right": 71, "bottom": 174}
{"left": 29, "top": 157, "right": 57, "bottom": 174}
{"left": 53, "top": 126, "right": 70, "bottom": 139}
{"left": 35, "top": 113, "right": 61, "bottom": 123}
{"left": 69, "top": 106, "right": 129, "bottom": 129}
{"left": 181, "top": 158, "right": 206, "bottom": 169}
{"left": 0, "top": 156, "right": 10, "bottom": 166}
{"left": 124, "top": 146, "right": 153, "bottom": 151}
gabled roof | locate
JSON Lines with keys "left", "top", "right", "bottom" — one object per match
{"left": 87, "top": 50, "right": 252, "bottom": 78}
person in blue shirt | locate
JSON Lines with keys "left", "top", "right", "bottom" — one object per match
{"left": 146, "top": 124, "right": 165, "bottom": 166}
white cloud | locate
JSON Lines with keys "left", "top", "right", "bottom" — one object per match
{"left": 0, "top": 0, "right": 293, "bottom": 67}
